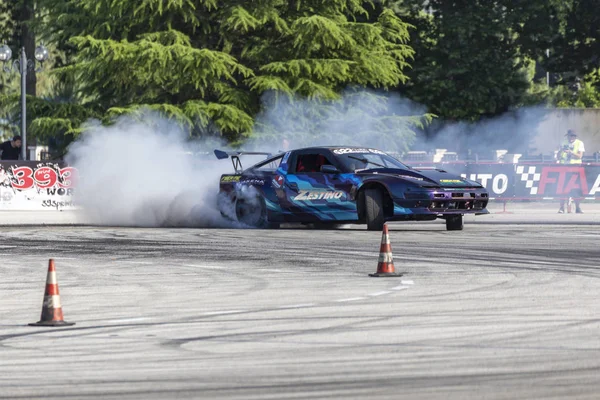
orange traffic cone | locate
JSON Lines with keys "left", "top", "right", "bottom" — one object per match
{"left": 29, "top": 259, "right": 75, "bottom": 327}
{"left": 369, "top": 224, "right": 403, "bottom": 277}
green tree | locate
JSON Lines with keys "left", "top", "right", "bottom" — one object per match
{"left": 397, "top": 1, "right": 537, "bottom": 122}
{"left": 0, "top": 0, "right": 39, "bottom": 141}
{"left": 550, "top": 0, "right": 600, "bottom": 78}
{"left": 543, "top": 0, "right": 600, "bottom": 106}
{"left": 0, "top": 0, "right": 17, "bottom": 96}
{"left": 32, "top": 0, "right": 417, "bottom": 148}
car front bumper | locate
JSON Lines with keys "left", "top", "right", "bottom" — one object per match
{"left": 391, "top": 189, "right": 490, "bottom": 216}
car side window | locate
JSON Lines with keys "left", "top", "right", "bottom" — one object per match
{"left": 295, "top": 153, "right": 334, "bottom": 173}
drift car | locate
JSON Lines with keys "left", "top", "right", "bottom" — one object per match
{"left": 215, "top": 146, "right": 489, "bottom": 231}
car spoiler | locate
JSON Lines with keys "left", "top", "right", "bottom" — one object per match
{"left": 214, "top": 149, "right": 272, "bottom": 173}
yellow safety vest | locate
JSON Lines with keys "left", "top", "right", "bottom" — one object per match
{"left": 558, "top": 139, "right": 584, "bottom": 164}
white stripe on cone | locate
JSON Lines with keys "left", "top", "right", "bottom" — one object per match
{"left": 46, "top": 271, "right": 57, "bottom": 285}
{"left": 43, "top": 295, "right": 62, "bottom": 309}
{"left": 378, "top": 252, "right": 393, "bottom": 263}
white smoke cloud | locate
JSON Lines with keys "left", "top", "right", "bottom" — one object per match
{"left": 66, "top": 113, "right": 236, "bottom": 227}
{"left": 411, "top": 107, "right": 551, "bottom": 160}
{"left": 248, "top": 89, "right": 429, "bottom": 153}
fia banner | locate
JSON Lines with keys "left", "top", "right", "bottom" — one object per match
{"left": 513, "top": 164, "right": 600, "bottom": 199}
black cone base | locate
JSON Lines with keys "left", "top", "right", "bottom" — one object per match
{"left": 28, "top": 320, "right": 75, "bottom": 327}
{"left": 369, "top": 272, "right": 403, "bottom": 277}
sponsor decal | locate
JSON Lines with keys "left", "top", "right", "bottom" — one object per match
{"left": 589, "top": 174, "right": 600, "bottom": 195}
{"left": 293, "top": 190, "right": 345, "bottom": 201}
{"left": 0, "top": 162, "right": 77, "bottom": 210}
{"left": 516, "top": 165, "right": 589, "bottom": 196}
{"left": 515, "top": 166, "right": 541, "bottom": 194}
{"left": 281, "top": 152, "right": 291, "bottom": 164}
{"left": 241, "top": 178, "right": 265, "bottom": 186}
{"left": 462, "top": 173, "right": 508, "bottom": 195}
{"left": 1, "top": 164, "right": 77, "bottom": 191}
{"left": 42, "top": 199, "right": 75, "bottom": 210}
{"left": 536, "top": 166, "right": 588, "bottom": 195}
{"left": 272, "top": 175, "right": 284, "bottom": 188}
{"left": 221, "top": 175, "right": 241, "bottom": 183}
{"left": 333, "top": 148, "right": 386, "bottom": 155}
{"left": 439, "top": 179, "right": 464, "bottom": 185}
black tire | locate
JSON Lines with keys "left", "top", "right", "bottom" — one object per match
{"left": 235, "top": 197, "right": 267, "bottom": 228}
{"left": 445, "top": 214, "right": 464, "bottom": 231}
{"left": 365, "top": 188, "right": 385, "bottom": 231}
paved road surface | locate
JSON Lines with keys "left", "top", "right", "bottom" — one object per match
{"left": 1, "top": 215, "right": 599, "bottom": 399}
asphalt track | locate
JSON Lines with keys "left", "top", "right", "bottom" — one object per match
{"left": 1, "top": 205, "right": 599, "bottom": 399}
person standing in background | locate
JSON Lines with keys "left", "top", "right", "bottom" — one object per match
{"left": 556, "top": 129, "right": 585, "bottom": 213}
{"left": 0, "top": 135, "right": 22, "bottom": 160}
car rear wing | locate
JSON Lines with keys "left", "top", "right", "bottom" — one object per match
{"left": 214, "top": 149, "right": 272, "bottom": 173}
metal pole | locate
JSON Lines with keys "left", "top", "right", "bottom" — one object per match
{"left": 20, "top": 47, "right": 27, "bottom": 161}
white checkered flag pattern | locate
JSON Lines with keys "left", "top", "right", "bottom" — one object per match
{"left": 516, "top": 165, "right": 541, "bottom": 194}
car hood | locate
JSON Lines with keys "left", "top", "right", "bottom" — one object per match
{"left": 359, "top": 168, "right": 482, "bottom": 188}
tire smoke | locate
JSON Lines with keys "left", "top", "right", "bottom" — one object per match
{"left": 66, "top": 115, "right": 235, "bottom": 227}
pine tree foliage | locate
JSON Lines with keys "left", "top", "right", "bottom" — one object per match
{"left": 31, "top": 0, "right": 416, "bottom": 144}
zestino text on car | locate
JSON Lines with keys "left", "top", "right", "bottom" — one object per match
{"left": 215, "top": 146, "right": 489, "bottom": 231}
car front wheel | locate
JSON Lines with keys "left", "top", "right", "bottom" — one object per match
{"left": 365, "top": 188, "right": 385, "bottom": 231}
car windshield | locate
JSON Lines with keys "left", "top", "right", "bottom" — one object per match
{"left": 337, "top": 152, "right": 410, "bottom": 172}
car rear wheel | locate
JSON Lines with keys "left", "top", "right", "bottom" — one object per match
{"left": 365, "top": 188, "right": 385, "bottom": 231}
{"left": 445, "top": 214, "right": 463, "bottom": 231}
{"left": 236, "top": 197, "right": 267, "bottom": 228}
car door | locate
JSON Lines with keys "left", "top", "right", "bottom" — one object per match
{"left": 282, "top": 149, "right": 357, "bottom": 222}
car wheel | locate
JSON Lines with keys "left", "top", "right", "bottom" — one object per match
{"left": 235, "top": 197, "right": 267, "bottom": 227}
{"left": 445, "top": 214, "right": 463, "bottom": 231}
{"left": 365, "top": 188, "right": 385, "bottom": 231}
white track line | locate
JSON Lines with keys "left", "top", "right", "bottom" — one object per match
{"left": 336, "top": 297, "right": 366, "bottom": 302}
{"left": 277, "top": 304, "right": 315, "bottom": 309}
{"left": 391, "top": 285, "right": 409, "bottom": 291}
{"left": 401, "top": 280, "right": 414, "bottom": 285}
{"left": 106, "top": 317, "right": 152, "bottom": 323}
{"left": 183, "top": 264, "right": 225, "bottom": 270}
{"left": 201, "top": 310, "right": 247, "bottom": 316}
{"left": 369, "top": 291, "right": 391, "bottom": 297}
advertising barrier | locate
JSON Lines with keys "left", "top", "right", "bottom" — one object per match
{"left": 410, "top": 162, "right": 600, "bottom": 200}
{"left": 1, "top": 160, "right": 599, "bottom": 211}
{"left": 0, "top": 161, "right": 77, "bottom": 210}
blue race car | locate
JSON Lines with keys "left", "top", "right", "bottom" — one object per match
{"left": 216, "top": 146, "right": 489, "bottom": 230}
